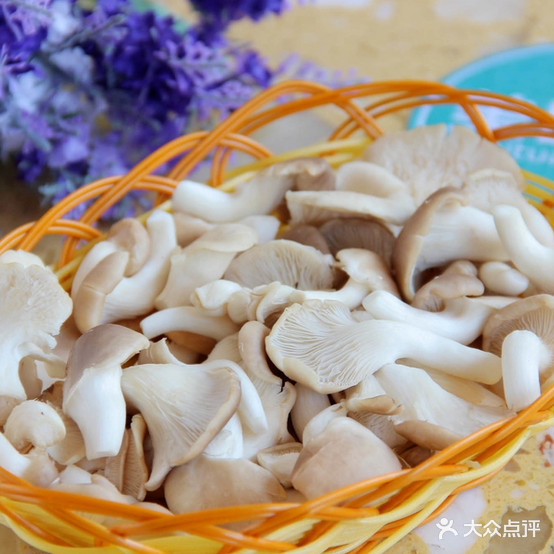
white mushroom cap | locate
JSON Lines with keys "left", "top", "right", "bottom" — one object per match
{"left": 4, "top": 400, "right": 66, "bottom": 451}
{"left": 0, "top": 432, "right": 58, "bottom": 487}
{"left": 121, "top": 361, "right": 241, "bottom": 490}
{"left": 266, "top": 300, "right": 502, "bottom": 393}
{"left": 291, "top": 417, "right": 402, "bottom": 499}
{"left": 164, "top": 455, "right": 286, "bottom": 516}
{"left": 63, "top": 324, "right": 149, "bottom": 460}
{"left": 155, "top": 223, "right": 258, "bottom": 309}
{"left": 363, "top": 124, "right": 525, "bottom": 205}
{"left": 0, "top": 261, "right": 72, "bottom": 399}
{"left": 374, "top": 363, "right": 514, "bottom": 449}
{"left": 392, "top": 186, "right": 509, "bottom": 301}
{"left": 224, "top": 239, "right": 336, "bottom": 290}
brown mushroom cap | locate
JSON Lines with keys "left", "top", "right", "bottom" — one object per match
{"left": 319, "top": 217, "right": 395, "bottom": 266}
{"left": 482, "top": 294, "right": 554, "bottom": 358}
{"left": 279, "top": 224, "right": 331, "bottom": 254}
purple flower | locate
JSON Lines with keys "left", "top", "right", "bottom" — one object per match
{"left": 0, "top": 0, "right": 352, "bottom": 222}
{"left": 190, "top": 0, "right": 289, "bottom": 39}
{"left": 191, "top": 0, "right": 287, "bottom": 24}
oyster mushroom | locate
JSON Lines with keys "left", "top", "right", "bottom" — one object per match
{"left": 374, "top": 363, "right": 514, "bottom": 449}
{"left": 341, "top": 374, "right": 400, "bottom": 415}
{"left": 140, "top": 306, "right": 239, "bottom": 342}
{"left": 478, "top": 261, "right": 530, "bottom": 297}
{"left": 0, "top": 433, "right": 58, "bottom": 487}
{"left": 237, "top": 321, "right": 296, "bottom": 458}
{"left": 411, "top": 260, "right": 483, "bottom": 310}
{"left": 172, "top": 157, "right": 332, "bottom": 223}
{"left": 291, "top": 417, "right": 402, "bottom": 499}
{"left": 290, "top": 383, "right": 331, "bottom": 442}
{"left": 0, "top": 249, "right": 45, "bottom": 267}
{"left": 483, "top": 295, "right": 554, "bottom": 410}
{"left": 4, "top": 400, "right": 65, "bottom": 452}
{"left": 224, "top": 239, "right": 336, "bottom": 290}
{"left": 164, "top": 455, "right": 286, "bottom": 515}
{"left": 285, "top": 186, "right": 414, "bottom": 227}
{"left": 266, "top": 300, "right": 502, "bottom": 394}
{"left": 121, "top": 361, "right": 241, "bottom": 490}
{"left": 155, "top": 223, "right": 258, "bottom": 309}
{"left": 362, "top": 289, "right": 495, "bottom": 345}
{"left": 294, "top": 248, "right": 399, "bottom": 309}
{"left": 466, "top": 169, "right": 554, "bottom": 245}
{"left": 105, "top": 218, "right": 151, "bottom": 276}
{"left": 257, "top": 442, "right": 303, "bottom": 488}
{"left": 493, "top": 204, "right": 554, "bottom": 294}
{"left": 362, "top": 124, "right": 525, "bottom": 205}
{"left": 0, "top": 258, "right": 72, "bottom": 399}
{"left": 279, "top": 224, "right": 331, "bottom": 254}
{"left": 103, "top": 414, "right": 149, "bottom": 501}
{"left": 72, "top": 210, "right": 177, "bottom": 331}
{"left": 319, "top": 217, "right": 395, "bottom": 265}
{"left": 63, "top": 324, "right": 149, "bottom": 460}
{"left": 286, "top": 158, "right": 421, "bottom": 227}
{"left": 0, "top": 432, "right": 58, "bottom": 487}
{"left": 392, "top": 186, "right": 509, "bottom": 300}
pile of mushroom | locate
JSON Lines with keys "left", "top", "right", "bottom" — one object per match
{"left": 2, "top": 124, "right": 554, "bottom": 516}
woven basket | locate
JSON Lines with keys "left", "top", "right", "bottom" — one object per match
{"left": 1, "top": 80, "right": 554, "bottom": 554}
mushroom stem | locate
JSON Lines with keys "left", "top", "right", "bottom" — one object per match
{"left": 266, "top": 300, "right": 501, "bottom": 394}
{"left": 362, "top": 290, "right": 494, "bottom": 345}
{"left": 141, "top": 306, "right": 239, "bottom": 341}
{"left": 501, "top": 330, "right": 548, "bottom": 411}
{"left": 293, "top": 280, "right": 373, "bottom": 310}
{"left": 493, "top": 204, "right": 554, "bottom": 293}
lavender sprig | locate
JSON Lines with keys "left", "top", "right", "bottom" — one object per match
{"left": 0, "top": 0, "right": 282, "bottom": 218}
{"left": 1, "top": 0, "right": 363, "bottom": 220}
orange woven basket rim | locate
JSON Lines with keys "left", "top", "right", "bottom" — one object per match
{"left": 1, "top": 79, "right": 554, "bottom": 554}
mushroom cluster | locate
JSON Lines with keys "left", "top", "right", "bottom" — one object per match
{"left": 2, "top": 124, "right": 554, "bottom": 515}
